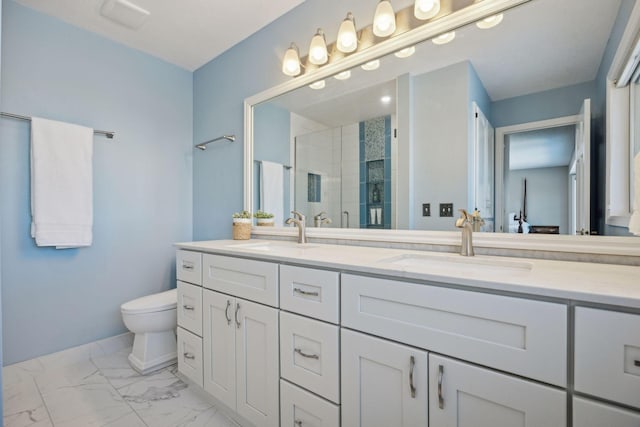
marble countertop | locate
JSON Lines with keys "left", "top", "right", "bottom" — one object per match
{"left": 176, "top": 239, "right": 640, "bottom": 309}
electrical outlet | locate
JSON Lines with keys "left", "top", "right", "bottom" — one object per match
{"left": 440, "top": 203, "right": 454, "bottom": 217}
{"left": 422, "top": 203, "right": 431, "bottom": 217}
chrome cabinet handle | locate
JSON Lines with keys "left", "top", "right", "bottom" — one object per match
{"left": 294, "top": 348, "right": 319, "bottom": 360}
{"left": 182, "top": 262, "right": 194, "bottom": 270}
{"left": 409, "top": 356, "right": 416, "bottom": 398}
{"left": 225, "top": 300, "right": 232, "bottom": 325}
{"left": 438, "top": 364, "right": 444, "bottom": 409}
{"left": 184, "top": 352, "right": 195, "bottom": 360}
{"left": 635, "top": 360, "right": 640, "bottom": 367}
{"left": 235, "top": 303, "right": 241, "bottom": 328}
{"left": 293, "top": 288, "right": 319, "bottom": 297}
{"left": 183, "top": 304, "right": 194, "bottom": 311}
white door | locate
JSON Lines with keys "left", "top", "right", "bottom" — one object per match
{"left": 202, "top": 290, "right": 236, "bottom": 409}
{"left": 473, "top": 103, "right": 495, "bottom": 228}
{"left": 341, "top": 329, "right": 428, "bottom": 427}
{"left": 575, "top": 98, "right": 591, "bottom": 234}
{"left": 235, "top": 299, "right": 280, "bottom": 427}
{"left": 429, "top": 355, "right": 566, "bottom": 427}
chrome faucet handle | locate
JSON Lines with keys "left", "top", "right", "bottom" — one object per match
{"left": 455, "top": 209, "right": 471, "bottom": 228}
{"left": 291, "top": 210, "right": 306, "bottom": 221}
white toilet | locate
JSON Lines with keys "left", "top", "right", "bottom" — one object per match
{"left": 121, "top": 288, "right": 177, "bottom": 374}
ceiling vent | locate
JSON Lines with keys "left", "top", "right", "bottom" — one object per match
{"left": 100, "top": 0, "right": 150, "bottom": 30}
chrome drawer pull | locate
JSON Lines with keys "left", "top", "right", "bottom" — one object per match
{"left": 183, "top": 304, "right": 194, "bottom": 311}
{"left": 184, "top": 352, "right": 195, "bottom": 360}
{"left": 294, "top": 421, "right": 303, "bottom": 427}
{"left": 225, "top": 300, "right": 232, "bottom": 325}
{"left": 235, "top": 303, "right": 241, "bottom": 329}
{"left": 635, "top": 360, "right": 640, "bottom": 367}
{"left": 294, "top": 348, "right": 319, "bottom": 360}
{"left": 182, "top": 262, "right": 194, "bottom": 271}
{"left": 409, "top": 355, "right": 416, "bottom": 398}
{"left": 293, "top": 288, "right": 319, "bottom": 297}
{"left": 438, "top": 364, "right": 444, "bottom": 409}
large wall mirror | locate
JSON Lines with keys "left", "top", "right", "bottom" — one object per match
{"left": 246, "top": 0, "right": 631, "bottom": 238}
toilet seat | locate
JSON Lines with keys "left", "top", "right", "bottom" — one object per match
{"left": 121, "top": 288, "right": 177, "bottom": 315}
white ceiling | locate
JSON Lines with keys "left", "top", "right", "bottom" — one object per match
{"left": 270, "top": 0, "right": 622, "bottom": 126}
{"left": 14, "top": 0, "right": 305, "bottom": 71}
{"left": 508, "top": 126, "right": 576, "bottom": 171}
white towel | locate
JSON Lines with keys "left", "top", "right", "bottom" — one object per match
{"left": 31, "top": 117, "right": 93, "bottom": 248}
{"left": 629, "top": 153, "right": 640, "bottom": 236}
{"left": 260, "top": 161, "right": 284, "bottom": 226}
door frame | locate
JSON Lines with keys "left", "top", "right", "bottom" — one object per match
{"left": 495, "top": 115, "right": 580, "bottom": 232}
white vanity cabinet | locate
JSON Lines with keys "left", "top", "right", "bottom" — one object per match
{"left": 429, "top": 355, "right": 566, "bottom": 427}
{"left": 202, "top": 289, "right": 279, "bottom": 427}
{"left": 573, "top": 397, "right": 640, "bottom": 427}
{"left": 341, "top": 328, "right": 429, "bottom": 427}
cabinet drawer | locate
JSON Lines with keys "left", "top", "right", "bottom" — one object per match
{"left": 341, "top": 274, "right": 567, "bottom": 387}
{"left": 429, "top": 355, "right": 566, "bottom": 426}
{"left": 574, "top": 397, "right": 640, "bottom": 427}
{"left": 202, "top": 254, "right": 279, "bottom": 307}
{"left": 177, "top": 327, "right": 203, "bottom": 387}
{"left": 280, "top": 311, "right": 340, "bottom": 403}
{"left": 176, "top": 250, "right": 202, "bottom": 285}
{"left": 281, "top": 380, "right": 340, "bottom": 427}
{"left": 280, "top": 265, "right": 340, "bottom": 324}
{"left": 177, "top": 281, "right": 202, "bottom": 336}
{"left": 575, "top": 307, "right": 640, "bottom": 408}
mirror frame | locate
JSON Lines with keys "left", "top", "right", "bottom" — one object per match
{"left": 243, "top": 0, "right": 640, "bottom": 257}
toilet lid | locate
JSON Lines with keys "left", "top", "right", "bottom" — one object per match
{"left": 121, "top": 288, "right": 177, "bottom": 314}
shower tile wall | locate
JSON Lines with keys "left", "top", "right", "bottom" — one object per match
{"left": 341, "top": 124, "right": 359, "bottom": 228}
{"left": 359, "top": 116, "right": 392, "bottom": 228}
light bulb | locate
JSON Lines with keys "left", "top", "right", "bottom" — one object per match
{"left": 414, "top": 0, "right": 440, "bottom": 20}
{"left": 432, "top": 31, "right": 455, "bottom": 45}
{"left": 361, "top": 60, "right": 380, "bottom": 71}
{"left": 476, "top": 13, "right": 503, "bottom": 29}
{"left": 373, "top": 0, "right": 396, "bottom": 37}
{"left": 394, "top": 46, "right": 416, "bottom": 58}
{"left": 282, "top": 43, "right": 300, "bottom": 76}
{"left": 308, "top": 29, "right": 328, "bottom": 65}
{"left": 381, "top": 95, "right": 392, "bottom": 104}
{"left": 334, "top": 70, "right": 352, "bottom": 80}
{"left": 309, "top": 80, "right": 326, "bottom": 90}
{"left": 337, "top": 12, "right": 358, "bottom": 53}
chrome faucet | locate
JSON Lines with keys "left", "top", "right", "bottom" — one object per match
{"left": 455, "top": 209, "right": 474, "bottom": 257}
{"left": 285, "top": 210, "right": 307, "bottom": 244}
{"left": 313, "top": 211, "right": 331, "bottom": 228}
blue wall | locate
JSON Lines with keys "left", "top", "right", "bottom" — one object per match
{"left": 0, "top": 2, "right": 193, "bottom": 364}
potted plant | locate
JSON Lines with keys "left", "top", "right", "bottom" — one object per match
{"left": 254, "top": 210, "right": 275, "bottom": 226}
{"left": 232, "top": 210, "right": 252, "bottom": 240}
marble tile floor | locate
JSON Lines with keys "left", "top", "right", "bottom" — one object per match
{"left": 3, "top": 333, "right": 240, "bottom": 427}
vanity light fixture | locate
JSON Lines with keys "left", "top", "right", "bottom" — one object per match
{"left": 373, "top": 0, "right": 396, "bottom": 37}
{"left": 309, "top": 80, "right": 326, "bottom": 90}
{"left": 282, "top": 43, "right": 301, "bottom": 76}
{"left": 476, "top": 13, "right": 504, "bottom": 29}
{"left": 334, "top": 70, "right": 352, "bottom": 80}
{"left": 414, "top": 0, "right": 441, "bottom": 20}
{"left": 394, "top": 46, "right": 416, "bottom": 58}
{"left": 309, "top": 29, "right": 329, "bottom": 65}
{"left": 432, "top": 31, "right": 456, "bottom": 45}
{"left": 337, "top": 12, "right": 358, "bottom": 53}
{"left": 361, "top": 59, "right": 381, "bottom": 71}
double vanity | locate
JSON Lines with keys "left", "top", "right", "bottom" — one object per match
{"left": 173, "top": 239, "right": 640, "bottom": 427}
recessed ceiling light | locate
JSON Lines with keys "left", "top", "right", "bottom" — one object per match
{"left": 381, "top": 95, "right": 392, "bottom": 104}
{"left": 334, "top": 71, "right": 352, "bottom": 81}
{"left": 432, "top": 31, "right": 456, "bottom": 45}
{"left": 394, "top": 46, "right": 416, "bottom": 58}
{"left": 477, "top": 13, "right": 504, "bottom": 29}
{"left": 309, "top": 80, "right": 326, "bottom": 90}
{"left": 100, "top": 0, "right": 150, "bottom": 30}
{"left": 361, "top": 60, "right": 381, "bottom": 71}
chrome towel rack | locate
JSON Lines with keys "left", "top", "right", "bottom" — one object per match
{"left": 195, "top": 135, "right": 235, "bottom": 150}
{"left": 1, "top": 112, "right": 115, "bottom": 139}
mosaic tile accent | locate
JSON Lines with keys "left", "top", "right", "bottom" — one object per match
{"left": 360, "top": 116, "right": 392, "bottom": 228}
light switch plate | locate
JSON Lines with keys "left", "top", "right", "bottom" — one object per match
{"left": 422, "top": 203, "right": 431, "bottom": 217}
{"left": 440, "top": 203, "right": 453, "bottom": 217}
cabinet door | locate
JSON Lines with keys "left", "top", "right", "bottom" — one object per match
{"left": 202, "top": 290, "right": 236, "bottom": 410}
{"left": 342, "top": 329, "right": 428, "bottom": 427}
{"left": 429, "top": 355, "right": 566, "bottom": 427}
{"left": 235, "top": 299, "right": 280, "bottom": 427}
{"left": 574, "top": 397, "right": 640, "bottom": 427}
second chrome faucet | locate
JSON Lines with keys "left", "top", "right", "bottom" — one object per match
{"left": 285, "top": 210, "right": 307, "bottom": 244}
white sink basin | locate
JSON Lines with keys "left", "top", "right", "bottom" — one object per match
{"left": 378, "top": 253, "right": 533, "bottom": 274}
{"left": 227, "top": 241, "right": 319, "bottom": 252}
